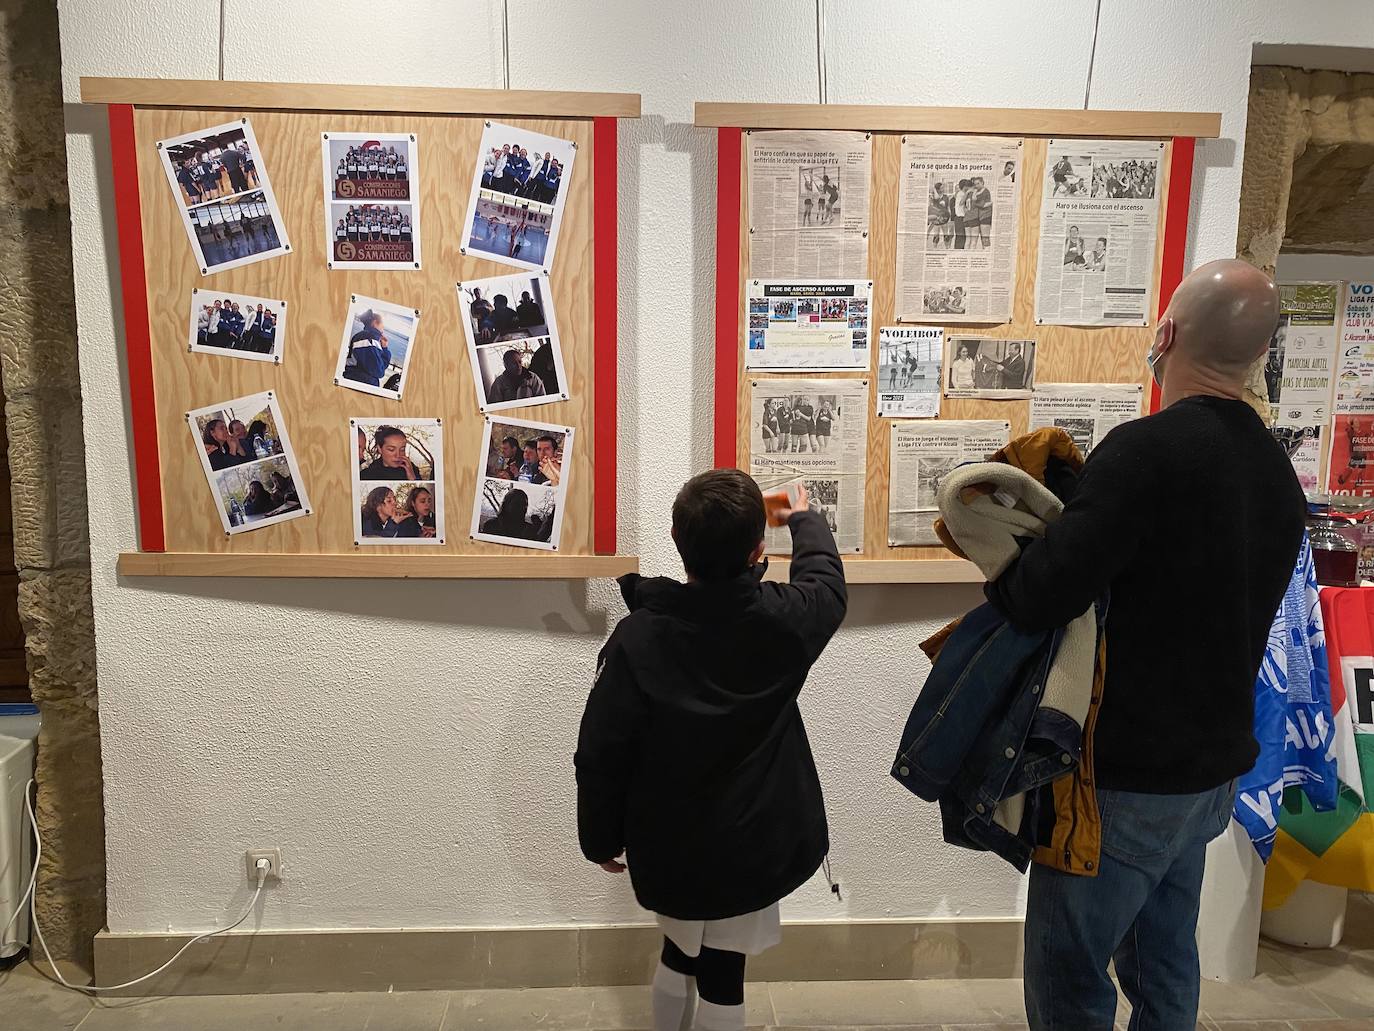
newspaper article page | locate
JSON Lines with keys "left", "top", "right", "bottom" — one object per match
{"left": 1330, "top": 284, "right": 1374, "bottom": 497}
{"left": 944, "top": 336, "right": 1036, "bottom": 399}
{"left": 888, "top": 420, "right": 1009, "bottom": 546}
{"left": 750, "top": 378, "right": 868, "bottom": 555}
{"left": 747, "top": 130, "right": 871, "bottom": 279}
{"left": 1029, "top": 383, "right": 1143, "bottom": 457}
{"left": 877, "top": 326, "right": 943, "bottom": 418}
{"left": 1034, "top": 139, "right": 1164, "bottom": 326}
{"left": 895, "top": 136, "right": 1022, "bottom": 323}
{"left": 1265, "top": 282, "right": 1339, "bottom": 492}
{"left": 746, "top": 280, "right": 872, "bottom": 370}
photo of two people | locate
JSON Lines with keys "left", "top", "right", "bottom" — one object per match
{"left": 352, "top": 419, "right": 444, "bottom": 545}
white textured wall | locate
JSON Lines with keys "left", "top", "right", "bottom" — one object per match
{"left": 57, "top": 1, "right": 1374, "bottom": 934}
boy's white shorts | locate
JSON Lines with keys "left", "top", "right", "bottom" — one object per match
{"left": 655, "top": 902, "right": 781, "bottom": 958}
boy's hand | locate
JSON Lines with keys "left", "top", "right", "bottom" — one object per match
{"left": 598, "top": 855, "right": 626, "bottom": 873}
{"left": 774, "top": 485, "right": 811, "bottom": 522}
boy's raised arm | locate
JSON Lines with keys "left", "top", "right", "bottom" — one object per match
{"left": 574, "top": 639, "right": 647, "bottom": 865}
{"left": 781, "top": 509, "right": 848, "bottom": 646}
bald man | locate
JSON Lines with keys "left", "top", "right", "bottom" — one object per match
{"left": 988, "top": 260, "right": 1305, "bottom": 1031}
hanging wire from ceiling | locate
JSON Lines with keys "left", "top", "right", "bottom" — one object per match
{"left": 218, "top": 0, "right": 227, "bottom": 80}
{"left": 815, "top": 0, "right": 829, "bottom": 105}
{"left": 502, "top": 0, "right": 512, "bottom": 90}
{"left": 1083, "top": 0, "right": 1103, "bottom": 109}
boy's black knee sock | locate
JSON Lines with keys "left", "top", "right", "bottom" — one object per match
{"left": 661, "top": 936, "right": 696, "bottom": 976}
{"left": 694, "top": 946, "right": 746, "bottom": 1007}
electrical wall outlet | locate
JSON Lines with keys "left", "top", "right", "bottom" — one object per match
{"left": 245, "top": 848, "right": 282, "bottom": 883}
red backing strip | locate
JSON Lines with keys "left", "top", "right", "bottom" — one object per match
{"left": 713, "top": 127, "right": 744, "bottom": 469}
{"left": 109, "top": 104, "right": 165, "bottom": 552}
{"left": 1151, "top": 136, "right": 1196, "bottom": 413}
{"left": 592, "top": 116, "right": 619, "bottom": 556}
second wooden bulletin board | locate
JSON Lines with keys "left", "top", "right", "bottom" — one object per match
{"left": 698, "top": 103, "right": 1222, "bottom": 583}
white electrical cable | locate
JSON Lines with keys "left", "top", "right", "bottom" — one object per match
{"left": 501, "top": 0, "right": 511, "bottom": 90}
{"left": 0, "top": 780, "right": 39, "bottom": 948}
{"left": 1083, "top": 0, "right": 1103, "bottom": 109}
{"left": 218, "top": 0, "right": 227, "bottom": 81}
{"left": 2, "top": 779, "right": 267, "bottom": 994}
{"left": 814, "top": 0, "right": 828, "bottom": 105}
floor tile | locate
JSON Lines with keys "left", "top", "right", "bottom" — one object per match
{"left": 443, "top": 984, "right": 773, "bottom": 1029}
{"left": 1288, "top": 1019, "right": 1374, "bottom": 1030}
{"left": 1203, "top": 1022, "right": 1300, "bottom": 1030}
{"left": 1198, "top": 964, "right": 1337, "bottom": 1022}
{"left": 768, "top": 978, "right": 1025, "bottom": 1025}
{"left": 361, "top": 990, "right": 453, "bottom": 1030}
{"left": 77, "top": 990, "right": 377, "bottom": 1030}
{"left": 1262, "top": 942, "right": 1374, "bottom": 1017}
{"left": 0, "top": 962, "right": 92, "bottom": 1031}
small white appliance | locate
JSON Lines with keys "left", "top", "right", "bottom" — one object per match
{"left": 0, "top": 704, "right": 39, "bottom": 959}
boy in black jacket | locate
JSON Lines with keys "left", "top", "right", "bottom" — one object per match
{"left": 575, "top": 470, "right": 847, "bottom": 1031}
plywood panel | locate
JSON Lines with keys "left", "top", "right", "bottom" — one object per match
{"left": 134, "top": 107, "right": 597, "bottom": 558}
{"left": 734, "top": 132, "right": 1173, "bottom": 564}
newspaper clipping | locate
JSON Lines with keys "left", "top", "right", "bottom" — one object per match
{"left": 751, "top": 377, "right": 868, "bottom": 555}
{"left": 888, "top": 420, "right": 1009, "bottom": 547}
{"left": 746, "top": 279, "right": 872, "bottom": 370}
{"left": 895, "top": 136, "right": 1022, "bottom": 323}
{"left": 1330, "top": 283, "right": 1374, "bottom": 497}
{"left": 1029, "top": 383, "right": 1143, "bottom": 458}
{"left": 877, "top": 326, "right": 943, "bottom": 418}
{"left": 747, "top": 130, "right": 871, "bottom": 279}
{"left": 1034, "top": 139, "right": 1163, "bottom": 327}
{"left": 944, "top": 336, "right": 1036, "bottom": 399}
{"left": 1266, "top": 282, "right": 1339, "bottom": 492}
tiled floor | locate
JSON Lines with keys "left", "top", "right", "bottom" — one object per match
{"left": 5, "top": 896, "right": 1374, "bottom": 1030}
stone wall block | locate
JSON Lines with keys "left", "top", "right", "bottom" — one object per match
{"left": 6, "top": 393, "right": 92, "bottom": 571}
{"left": 0, "top": 210, "right": 83, "bottom": 395}
{"left": 19, "top": 568, "right": 96, "bottom": 702}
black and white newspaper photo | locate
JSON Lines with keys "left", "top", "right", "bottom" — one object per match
{"left": 877, "top": 326, "right": 943, "bottom": 419}
{"left": 944, "top": 336, "right": 1035, "bottom": 399}
{"left": 351, "top": 418, "right": 444, "bottom": 545}
{"left": 1034, "top": 139, "right": 1163, "bottom": 326}
{"left": 895, "top": 136, "right": 1022, "bottom": 324}
{"left": 750, "top": 378, "right": 867, "bottom": 555}
{"left": 322, "top": 132, "right": 421, "bottom": 270}
{"left": 888, "top": 420, "right": 1009, "bottom": 547}
{"left": 1266, "top": 282, "right": 1340, "bottom": 490}
{"left": 187, "top": 288, "right": 286, "bottom": 363}
{"left": 460, "top": 121, "right": 576, "bottom": 272}
{"left": 457, "top": 272, "right": 567, "bottom": 412}
{"left": 156, "top": 119, "right": 290, "bottom": 275}
{"left": 745, "top": 280, "right": 872, "bottom": 370}
{"left": 746, "top": 130, "right": 871, "bottom": 279}
{"left": 1029, "top": 383, "right": 1143, "bottom": 458}
{"left": 187, "top": 391, "right": 310, "bottom": 535}
{"left": 471, "top": 417, "right": 572, "bottom": 551}
{"left": 333, "top": 295, "right": 422, "bottom": 401}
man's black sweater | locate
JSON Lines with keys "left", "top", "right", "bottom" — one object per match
{"left": 987, "top": 396, "right": 1305, "bottom": 794}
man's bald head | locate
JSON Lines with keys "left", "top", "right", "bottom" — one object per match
{"left": 1157, "top": 259, "right": 1281, "bottom": 380}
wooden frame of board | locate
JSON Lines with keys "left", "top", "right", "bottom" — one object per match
{"left": 698, "top": 102, "right": 1219, "bottom": 584}
{"left": 82, "top": 78, "right": 640, "bottom": 579}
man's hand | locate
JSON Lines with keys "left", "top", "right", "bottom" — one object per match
{"left": 540, "top": 456, "right": 562, "bottom": 486}
{"left": 598, "top": 856, "right": 626, "bottom": 873}
{"left": 774, "top": 484, "right": 811, "bottom": 522}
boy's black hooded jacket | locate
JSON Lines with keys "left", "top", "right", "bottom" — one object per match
{"left": 575, "top": 511, "right": 847, "bottom": 920}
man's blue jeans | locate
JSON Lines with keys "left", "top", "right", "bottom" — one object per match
{"left": 1024, "top": 781, "right": 1235, "bottom": 1031}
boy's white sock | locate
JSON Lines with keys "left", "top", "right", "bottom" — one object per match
{"left": 652, "top": 961, "right": 697, "bottom": 1031}
{"left": 694, "top": 998, "right": 745, "bottom": 1030}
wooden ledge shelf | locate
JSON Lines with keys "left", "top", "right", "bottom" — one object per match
{"left": 118, "top": 552, "right": 638, "bottom": 580}
{"left": 693, "top": 102, "right": 1221, "bottom": 139}
{"left": 80, "top": 78, "right": 642, "bottom": 119}
{"left": 762, "top": 557, "right": 984, "bottom": 585}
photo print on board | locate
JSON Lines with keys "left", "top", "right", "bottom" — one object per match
{"left": 457, "top": 271, "right": 568, "bottom": 412}
{"left": 322, "top": 131, "right": 421, "bottom": 270}
{"left": 459, "top": 120, "right": 577, "bottom": 272}
{"left": 351, "top": 418, "right": 445, "bottom": 545}
{"left": 333, "top": 294, "right": 421, "bottom": 401}
{"left": 187, "top": 288, "right": 286, "bottom": 364}
{"left": 471, "top": 416, "right": 573, "bottom": 552}
{"left": 156, "top": 118, "right": 290, "bottom": 275}
{"left": 944, "top": 336, "right": 1036, "bottom": 399}
{"left": 187, "top": 391, "right": 310, "bottom": 535}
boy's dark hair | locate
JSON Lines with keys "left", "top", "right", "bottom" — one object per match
{"left": 672, "top": 468, "right": 766, "bottom": 582}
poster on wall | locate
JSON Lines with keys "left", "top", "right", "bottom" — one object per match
{"left": 156, "top": 118, "right": 291, "bottom": 275}
{"left": 322, "top": 131, "right": 421, "bottom": 270}
{"left": 187, "top": 288, "right": 286, "bottom": 364}
{"left": 944, "top": 336, "right": 1036, "bottom": 399}
{"left": 459, "top": 120, "right": 576, "bottom": 272}
{"left": 332, "top": 294, "right": 422, "bottom": 401}
{"left": 876, "top": 326, "right": 943, "bottom": 419}
{"left": 471, "top": 417, "right": 572, "bottom": 551}
{"left": 1265, "top": 282, "right": 1339, "bottom": 492}
{"left": 187, "top": 391, "right": 310, "bottom": 535}
{"left": 1029, "top": 383, "right": 1143, "bottom": 458}
{"left": 888, "top": 420, "right": 1009, "bottom": 547}
{"left": 1333, "top": 282, "right": 1374, "bottom": 416}
{"left": 351, "top": 418, "right": 444, "bottom": 544}
{"left": 750, "top": 377, "right": 868, "bottom": 555}
{"left": 745, "top": 279, "right": 871, "bottom": 370}
{"left": 1327, "top": 413, "right": 1374, "bottom": 497}
{"left": 895, "top": 135, "right": 1022, "bottom": 324}
{"left": 1033, "top": 139, "right": 1163, "bottom": 327}
{"left": 457, "top": 272, "right": 568, "bottom": 412}
{"left": 746, "top": 130, "right": 871, "bottom": 279}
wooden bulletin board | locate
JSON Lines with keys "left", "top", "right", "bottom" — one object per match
{"left": 81, "top": 78, "right": 640, "bottom": 579}
{"left": 697, "top": 103, "right": 1222, "bottom": 584}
